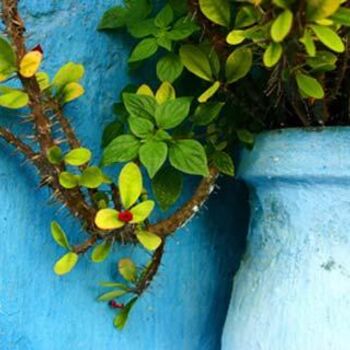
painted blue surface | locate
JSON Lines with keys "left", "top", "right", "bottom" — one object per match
{"left": 222, "top": 128, "right": 350, "bottom": 350}
{"left": 0, "top": 1, "right": 249, "bottom": 349}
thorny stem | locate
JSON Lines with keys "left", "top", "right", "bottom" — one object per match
{"left": 0, "top": 0, "right": 220, "bottom": 300}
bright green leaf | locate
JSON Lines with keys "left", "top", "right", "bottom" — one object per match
{"left": 52, "top": 62, "right": 84, "bottom": 90}
{"left": 198, "top": 0, "right": 231, "bottom": 27}
{"left": 156, "top": 54, "right": 184, "bottom": 83}
{"left": 296, "top": 72, "right": 325, "bottom": 99}
{"left": 310, "top": 25, "right": 345, "bottom": 53}
{"left": 139, "top": 141, "right": 168, "bottom": 178}
{"left": 198, "top": 81, "right": 221, "bottom": 103}
{"left": 300, "top": 29, "right": 316, "bottom": 57}
{"left": 123, "top": 93, "right": 156, "bottom": 120}
{"left": 225, "top": 48, "right": 253, "bottom": 84}
{"left": 155, "top": 5, "right": 174, "bottom": 28}
{"left": 271, "top": 10, "right": 293, "bottom": 43}
{"left": 64, "top": 147, "right": 91, "bottom": 166}
{"left": 98, "top": 289, "right": 127, "bottom": 302}
{"left": 331, "top": 7, "right": 350, "bottom": 26}
{"left": 119, "top": 162, "right": 143, "bottom": 209}
{"left": 54, "top": 252, "right": 79, "bottom": 276}
{"left": 59, "top": 172, "right": 80, "bottom": 189}
{"left": 136, "top": 231, "right": 162, "bottom": 251}
{"left": 130, "top": 200, "right": 155, "bottom": 223}
{"left": 226, "top": 30, "right": 246, "bottom": 45}
{"left": 0, "top": 90, "right": 29, "bottom": 109}
{"left": 114, "top": 298, "right": 137, "bottom": 330}
{"left": 91, "top": 240, "right": 112, "bottom": 263}
{"left": 0, "top": 36, "right": 16, "bottom": 82}
{"left": 192, "top": 102, "right": 225, "bottom": 126}
{"left": 79, "top": 167, "right": 104, "bottom": 189}
{"left": 50, "top": 221, "right": 71, "bottom": 250}
{"left": 169, "top": 140, "right": 209, "bottom": 177}
{"left": 263, "top": 42, "right": 283, "bottom": 68}
{"left": 129, "top": 38, "right": 158, "bottom": 63}
{"left": 128, "top": 117, "right": 154, "bottom": 138}
{"left": 307, "top": 0, "right": 341, "bottom": 21}
{"left": 179, "top": 45, "right": 214, "bottom": 82}
{"left": 102, "top": 135, "right": 141, "bottom": 166}
{"left": 155, "top": 82, "right": 176, "bottom": 104}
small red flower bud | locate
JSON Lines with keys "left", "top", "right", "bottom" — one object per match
{"left": 118, "top": 210, "right": 133, "bottom": 223}
{"left": 109, "top": 300, "right": 125, "bottom": 309}
{"left": 32, "top": 44, "right": 43, "bottom": 54}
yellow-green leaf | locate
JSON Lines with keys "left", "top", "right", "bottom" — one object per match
{"left": 119, "top": 162, "right": 143, "bottom": 209}
{"left": 64, "top": 147, "right": 91, "bottom": 166}
{"left": 263, "top": 42, "right": 283, "bottom": 68}
{"left": 52, "top": 62, "right": 85, "bottom": 89}
{"left": 198, "top": 81, "right": 221, "bottom": 103}
{"left": 60, "top": 82, "right": 85, "bottom": 104}
{"left": 98, "top": 289, "right": 127, "bottom": 302}
{"left": 95, "top": 209, "right": 124, "bottom": 230}
{"left": 54, "top": 252, "right": 79, "bottom": 276}
{"left": 310, "top": 25, "right": 345, "bottom": 53}
{"left": 0, "top": 90, "right": 29, "bottom": 109}
{"left": 137, "top": 84, "right": 154, "bottom": 97}
{"left": 225, "top": 48, "right": 253, "bottom": 84}
{"left": 50, "top": 221, "right": 71, "bottom": 250}
{"left": 36, "top": 72, "right": 50, "bottom": 91}
{"left": 226, "top": 30, "right": 245, "bottom": 45}
{"left": 307, "top": 0, "right": 341, "bottom": 21}
{"left": 19, "top": 51, "right": 43, "bottom": 78}
{"left": 59, "top": 172, "right": 80, "bottom": 189}
{"left": 118, "top": 258, "right": 137, "bottom": 282}
{"left": 136, "top": 231, "right": 162, "bottom": 251}
{"left": 91, "top": 241, "right": 112, "bottom": 263}
{"left": 296, "top": 72, "right": 325, "bottom": 99}
{"left": 198, "top": 0, "right": 231, "bottom": 27}
{"left": 271, "top": 10, "right": 293, "bottom": 43}
{"left": 155, "top": 82, "right": 176, "bottom": 104}
{"left": 130, "top": 200, "right": 155, "bottom": 223}
{"left": 300, "top": 30, "right": 316, "bottom": 57}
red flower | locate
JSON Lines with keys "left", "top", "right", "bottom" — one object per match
{"left": 118, "top": 210, "right": 133, "bottom": 223}
{"left": 32, "top": 44, "right": 43, "bottom": 54}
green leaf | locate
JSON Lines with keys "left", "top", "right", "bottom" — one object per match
{"left": 139, "top": 141, "right": 168, "bottom": 178}
{"left": 52, "top": 62, "right": 84, "bottom": 90}
{"left": 128, "top": 117, "right": 154, "bottom": 138}
{"left": 118, "top": 258, "right": 137, "bottom": 282}
{"left": 179, "top": 45, "right": 214, "bottom": 82}
{"left": 306, "top": 51, "right": 337, "bottom": 72}
{"left": 307, "top": 0, "right": 341, "bottom": 21}
{"left": 235, "top": 5, "right": 261, "bottom": 28}
{"left": 156, "top": 37, "right": 172, "bottom": 51}
{"left": 310, "top": 25, "right": 345, "bottom": 53}
{"left": 155, "top": 82, "right": 176, "bottom": 104}
{"left": 47, "top": 146, "right": 63, "bottom": 165}
{"left": 226, "top": 30, "right": 246, "bottom": 45}
{"left": 152, "top": 167, "right": 183, "bottom": 211}
{"left": 0, "top": 89, "right": 29, "bottom": 109}
{"left": 225, "top": 48, "right": 253, "bottom": 84}
{"left": 98, "top": 0, "right": 151, "bottom": 30}
{"left": 36, "top": 72, "right": 50, "bottom": 91}
{"left": 198, "top": 81, "right": 221, "bottom": 103}
{"left": 64, "top": 147, "right": 91, "bottom": 166}
{"left": 331, "top": 7, "right": 350, "bottom": 26}
{"left": 155, "top": 5, "right": 174, "bottom": 28}
{"left": 129, "top": 200, "right": 155, "bottom": 223}
{"left": 167, "top": 17, "right": 199, "bottom": 41}
{"left": 102, "top": 135, "right": 141, "bottom": 166}
{"left": 296, "top": 72, "right": 325, "bottom": 99}
{"left": 192, "top": 102, "right": 225, "bottom": 126}
{"left": 79, "top": 167, "right": 104, "bottom": 189}
{"left": 300, "top": 30, "right": 316, "bottom": 57}
{"left": 136, "top": 231, "right": 162, "bottom": 251}
{"left": 98, "top": 289, "right": 127, "bottom": 302}
{"left": 123, "top": 93, "right": 156, "bottom": 120}
{"left": 0, "top": 36, "right": 16, "bottom": 81}
{"left": 169, "top": 140, "right": 209, "bottom": 177}
{"left": 271, "top": 10, "right": 293, "bottom": 43}
{"left": 99, "top": 282, "right": 129, "bottom": 289}
{"left": 213, "top": 151, "right": 235, "bottom": 176}
{"left": 157, "top": 54, "right": 184, "bottom": 83}
{"left": 102, "top": 120, "right": 124, "bottom": 148}
{"left": 119, "top": 162, "right": 143, "bottom": 209}
{"left": 198, "top": 0, "right": 231, "bottom": 27}
{"left": 263, "top": 42, "right": 283, "bottom": 68}
{"left": 114, "top": 298, "right": 137, "bottom": 330}
{"left": 50, "top": 221, "right": 71, "bottom": 250}
{"left": 237, "top": 129, "right": 255, "bottom": 145}
{"left": 59, "top": 172, "right": 80, "bottom": 189}
{"left": 54, "top": 252, "right": 79, "bottom": 276}
{"left": 128, "top": 38, "right": 158, "bottom": 63}
{"left": 128, "top": 19, "right": 158, "bottom": 38}
{"left": 155, "top": 97, "right": 192, "bottom": 129}
{"left": 91, "top": 241, "right": 112, "bottom": 263}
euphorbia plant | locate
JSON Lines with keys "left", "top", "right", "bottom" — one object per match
{"left": 0, "top": 0, "right": 349, "bottom": 329}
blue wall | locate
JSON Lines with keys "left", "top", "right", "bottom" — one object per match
{"left": 0, "top": 1, "right": 248, "bottom": 349}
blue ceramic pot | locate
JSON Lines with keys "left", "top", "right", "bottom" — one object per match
{"left": 222, "top": 127, "right": 350, "bottom": 350}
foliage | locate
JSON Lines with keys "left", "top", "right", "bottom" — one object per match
{"left": 1, "top": 0, "right": 350, "bottom": 331}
